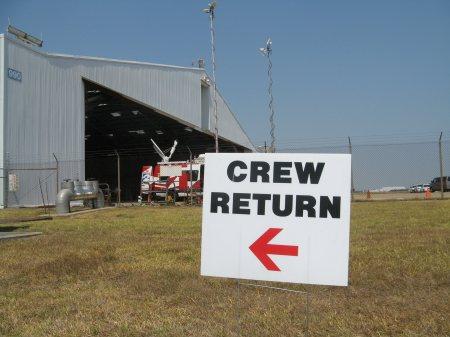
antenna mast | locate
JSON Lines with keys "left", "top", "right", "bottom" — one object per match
{"left": 203, "top": 1, "right": 219, "bottom": 153}
{"left": 259, "top": 38, "right": 276, "bottom": 152}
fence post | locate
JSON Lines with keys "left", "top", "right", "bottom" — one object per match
{"left": 187, "top": 147, "right": 193, "bottom": 205}
{"left": 4, "top": 152, "right": 9, "bottom": 208}
{"left": 38, "top": 178, "right": 47, "bottom": 214}
{"left": 115, "top": 150, "right": 121, "bottom": 206}
{"left": 439, "top": 132, "right": 444, "bottom": 199}
{"left": 348, "top": 137, "right": 354, "bottom": 201}
{"left": 53, "top": 153, "right": 59, "bottom": 197}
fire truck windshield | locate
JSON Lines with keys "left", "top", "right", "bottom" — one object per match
{"left": 183, "top": 170, "right": 199, "bottom": 181}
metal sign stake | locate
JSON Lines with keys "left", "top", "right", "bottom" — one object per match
{"left": 235, "top": 280, "right": 311, "bottom": 337}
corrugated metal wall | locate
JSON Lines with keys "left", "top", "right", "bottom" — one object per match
{"left": 0, "top": 37, "right": 5, "bottom": 207}
{"left": 211, "top": 91, "right": 253, "bottom": 149}
{"left": 1, "top": 35, "right": 254, "bottom": 206}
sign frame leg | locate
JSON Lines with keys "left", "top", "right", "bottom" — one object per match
{"left": 235, "top": 280, "right": 311, "bottom": 337}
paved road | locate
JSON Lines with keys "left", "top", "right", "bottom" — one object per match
{"left": 353, "top": 191, "right": 450, "bottom": 201}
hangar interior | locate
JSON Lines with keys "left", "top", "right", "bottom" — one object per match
{"left": 84, "top": 80, "right": 248, "bottom": 201}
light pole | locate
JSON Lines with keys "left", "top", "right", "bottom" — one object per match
{"left": 259, "top": 38, "right": 276, "bottom": 153}
{"left": 203, "top": 1, "right": 219, "bottom": 153}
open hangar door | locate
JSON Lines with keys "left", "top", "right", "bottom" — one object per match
{"left": 84, "top": 80, "right": 248, "bottom": 202}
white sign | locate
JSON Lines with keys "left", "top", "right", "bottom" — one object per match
{"left": 201, "top": 153, "right": 351, "bottom": 286}
{"left": 8, "top": 174, "right": 19, "bottom": 192}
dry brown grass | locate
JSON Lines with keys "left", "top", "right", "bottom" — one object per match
{"left": 0, "top": 207, "right": 50, "bottom": 221}
{"left": 0, "top": 201, "right": 449, "bottom": 337}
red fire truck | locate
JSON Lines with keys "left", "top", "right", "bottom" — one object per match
{"left": 140, "top": 139, "right": 205, "bottom": 202}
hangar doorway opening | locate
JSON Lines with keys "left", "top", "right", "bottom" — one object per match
{"left": 84, "top": 80, "right": 248, "bottom": 202}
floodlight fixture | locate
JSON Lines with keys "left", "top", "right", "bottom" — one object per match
{"left": 203, "top": 1, "right": 217, "bottom": 16}
{"left": 201, "top": 75, "right": 211, "bottom": 86}
{"left": 128, "top": 130, "right": 145, "bottom": 135}
{"left": 7, "top": 24, "right": 43, "bottom": 47}
{"left": 259, "top": 38, "right": 272, "bottom": 56}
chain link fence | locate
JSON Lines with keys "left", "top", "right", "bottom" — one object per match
{"left": 3, "top": 159, "right": 84, "bottom": 207}
{"left": 1, "top": 134, "right": 449, "bottom": 207}
{"left": 270, "top": 135, "right": 450, "bottom": 201}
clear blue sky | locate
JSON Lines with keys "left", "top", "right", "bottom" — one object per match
{"left": 3, "top": 0, "right": 450, "bottom": 147}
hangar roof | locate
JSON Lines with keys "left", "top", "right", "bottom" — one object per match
{"left": 1, "top": 33, "right": 255, "bottom": 152}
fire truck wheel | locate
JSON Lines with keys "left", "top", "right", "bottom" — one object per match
{"left": 166, "top": 190, "right": 177, "bottom": 204}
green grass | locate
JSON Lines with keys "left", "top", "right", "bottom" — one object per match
{"left": 0, "top": 201, "right": 449, "bottom": 337}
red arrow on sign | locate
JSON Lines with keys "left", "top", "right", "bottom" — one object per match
{"left": 249, "top": 228, "right": 299, "bottom": 272}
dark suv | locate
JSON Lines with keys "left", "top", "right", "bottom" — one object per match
{"left": 430, "top": 176, "right": 450, "bottom": 192}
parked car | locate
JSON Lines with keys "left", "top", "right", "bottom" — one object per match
{"left": 410, "top": 184, "right": 429, "bottom": 193}
{"left": 430, "top": 176, "right": 450, "bottom": 192}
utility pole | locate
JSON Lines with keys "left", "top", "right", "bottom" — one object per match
{"left": 439, "top": 132, "right": 444, "bottom": 199}
{"left": 348, "top": 137, "right": 354, "bottom": 201}
{"left": 115, "top": 150, "right": 121, "bottom": 206}
{"left": 203, "top": 1, "right": 219, "bottom": 153}
{"left": 259, "top": 38, "right": 276, "bottom": 153}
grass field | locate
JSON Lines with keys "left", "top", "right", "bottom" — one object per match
{"left": 0, "top": 200, "right": 449, "bottom": 337}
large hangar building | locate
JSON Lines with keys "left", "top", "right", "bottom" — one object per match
{"left": 0, "top": 34, "right": 254, "bottom": 207}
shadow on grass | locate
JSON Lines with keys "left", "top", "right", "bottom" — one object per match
{"left": 0, "top": 225, "right": 30, "bottom": 232}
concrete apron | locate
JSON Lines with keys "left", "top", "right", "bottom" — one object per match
{"left": 49, "top": 206, "right": 115, "bottom": 218}
{"left": 0, "top": 232, "right": 42, "bottom": 240}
